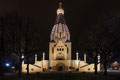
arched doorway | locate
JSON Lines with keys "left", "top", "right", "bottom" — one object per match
{"left": 55, "top": 63, "right": 65, "bottom": 71}
{"left": 58, "top": 66, "right": 63, "bottom": 71}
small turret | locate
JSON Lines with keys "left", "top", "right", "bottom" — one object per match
{"left": 43, "top": 52, "right": 45, "bottom": 60}
{"left": 84, "top": 54, "right": 86, "bottom": 63}
{"left": 35, "top": 54, "right": 37, "bottom": 63}
{"left": 76, "top": 52, "right": 79, "bottom": 60}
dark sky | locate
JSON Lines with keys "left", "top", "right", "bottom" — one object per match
{"left": 0, "top": 0, "right": 120, "bottom": 58}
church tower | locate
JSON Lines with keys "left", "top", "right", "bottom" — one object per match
{"left": 49, "top": 3, "right": 71, "bottom": 60}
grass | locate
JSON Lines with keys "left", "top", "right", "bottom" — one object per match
{"left": 0, "top": 72, "right": 118, "bottom": 80}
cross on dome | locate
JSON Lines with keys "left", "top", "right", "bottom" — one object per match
{"left": 59, "top": 3, "right": 62, "bottom": 8}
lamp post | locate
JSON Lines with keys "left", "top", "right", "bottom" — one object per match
{"left": 21, "top": 54, "right": 24, "bottom": 59}
{"left": 114, "top": 61, "right": 118, "bottom": 70}
{"left": 21, "top": 54, "right": 24, "bottom": 62}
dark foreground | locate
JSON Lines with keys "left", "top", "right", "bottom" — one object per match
{"left": 0, "top": 72, "right": 119, "bottom": 80}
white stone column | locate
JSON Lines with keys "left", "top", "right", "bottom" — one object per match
{"left": 84, "top": 54, "right": 86, "bottom": 63}
{"left": 76, "top": 52, "right": 79, "bottom": 60}
{"left": 43, "top": 52, "right": 45, "bottom": 60}
{"left": 42, "top": 52, "right": 45, "bottom": 71}
{"left": 35, "top": 54, "right": 37, "bottom": 63}
{"left": 76, "top": 52, "right": 79, "bottom": 71}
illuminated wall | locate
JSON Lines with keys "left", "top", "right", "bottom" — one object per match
{"left": 22, "top": 55, "right": 100, "bottom": 73}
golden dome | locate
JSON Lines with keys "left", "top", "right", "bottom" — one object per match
{"left": 57, "top": 3, "right": 64, "bottom": 15}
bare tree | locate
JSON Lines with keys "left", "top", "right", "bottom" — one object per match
{"left": 97, "top": 14, "right": 120, "bottom": 76}
{"left": 22, "top": 20, "right": 39, "bottom": 75}
{"left": 2, "top": 14, "right": 27, "bottom": 77}
{"left": 0, "top": 17, "right": 5, "bottom": 76}
{"left": 0, "top": 13, "right": 43, "bottom": 76}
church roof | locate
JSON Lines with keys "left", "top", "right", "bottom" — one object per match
{"left": 55, "top": 13, "right": 66, "bottom": 24}
{"left": 55, "top": 39, "right": 66, "bottom": 48}
{"left": 50, "top": 40, "right": 55, "bottom": 42}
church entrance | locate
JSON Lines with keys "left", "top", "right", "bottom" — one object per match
{"left": 55, "top": 63, "right": 65, "bottom": 71}
{"left": 57, "top": 66, "right": 63, "bottom": 71}
{"left": 56, "top": 56, "right": 64, "bottom": 60}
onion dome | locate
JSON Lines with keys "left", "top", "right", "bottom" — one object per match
{"left": 50, "top": 3, "right": 70, "bottom": 43}
{"left": 56, "top": 3, "right": 64, "bottom": 15}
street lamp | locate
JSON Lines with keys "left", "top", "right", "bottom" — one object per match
{"left": 114, "top": 61, "right": 118, "bottom": 70}
{"left": 5, "top": 63, "right": 10, "bottom": 67}
{"left": 12, "top": 66, "right": 15, "bottom": 69}
{"left": 21, "top": 54, "right": 24, "bottom": 59}
{"left": 76, "top": 52, "right": 79, "bottom": 60}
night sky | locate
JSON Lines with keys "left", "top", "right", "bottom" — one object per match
{"left": 0, "top": 0, "right": 120, "bottom": 59}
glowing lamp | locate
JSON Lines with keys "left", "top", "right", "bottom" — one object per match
{"left": 12, "top": 66, "right": 15, "bottom": 69}
{"left": 5, "top": 63, "right": 10, "bottom": 67}
{"left": 21, "top": 55, "right": 24, "bottom": 58}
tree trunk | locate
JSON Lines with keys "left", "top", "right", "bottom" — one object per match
{"left": 94, "top": 56, "right": 98, "bottom": 75}
{"left": 0, "top": 59, "right": 4, "bottom": 76}
{"left": 27, "top": 58, "right": 30, "bottom": 75}
{"left": 18, "top": 58, "right": 22, "bottom": 77}
{"left": 0, "top": 60, "right": 2, "bottom": 76}
{"left": 0, "top": 24, "right": 5, "bottom": 76}
{"left": 104, "top": 55, "right": 107, "bottom": 76}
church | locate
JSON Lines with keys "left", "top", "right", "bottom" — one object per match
{"left": 22, "top": 3, "right": 100, "bottom": 73}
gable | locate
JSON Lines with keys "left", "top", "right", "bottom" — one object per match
{"left": 55, "top": 40, "right": 66, "bottom": 48}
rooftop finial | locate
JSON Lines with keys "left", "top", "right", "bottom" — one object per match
{"left": 59, "top": 2, "right": 62, "bottom": 8}
{"left": 57, "top": 2, "right": 64, "bottom": 14}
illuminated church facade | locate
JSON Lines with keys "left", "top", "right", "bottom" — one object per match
{"left": 22, "top": 3, "right": 100, "bottom": 73}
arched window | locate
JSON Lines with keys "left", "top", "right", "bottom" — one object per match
{"left": 52, "top": 48, "right": 54, "bottom": 54}
{"left": 60, "top": 48, "right": 61, "bottom": 51}
{"left": 67, "top": 48, "right": 68, "bottom": 53}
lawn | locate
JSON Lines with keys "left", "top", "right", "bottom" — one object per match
{"left": 0, "top": 72, "right": 118, "bottom": 80}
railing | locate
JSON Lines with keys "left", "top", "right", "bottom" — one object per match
{"left": 32, "top": 64, "right": 41, "bottom": 68}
